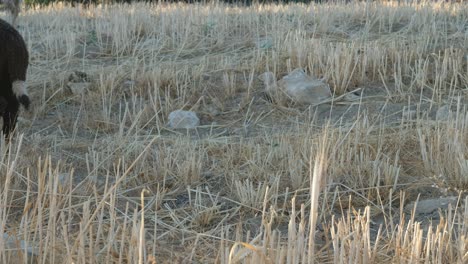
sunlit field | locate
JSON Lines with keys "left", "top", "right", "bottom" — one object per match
{"left": 0, "top": 1, "right": 467, "bottom": 263}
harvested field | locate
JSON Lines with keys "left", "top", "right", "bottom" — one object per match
{"left": 0, "top": 1, "right": 467, "bottom": 263}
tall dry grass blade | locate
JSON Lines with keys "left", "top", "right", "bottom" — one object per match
{"left": 307, "top": 130, "right": 328, "bottom": 264}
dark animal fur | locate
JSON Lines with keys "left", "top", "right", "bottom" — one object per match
{"left": 0, "top": 18, "right": 29, "bottom": 137}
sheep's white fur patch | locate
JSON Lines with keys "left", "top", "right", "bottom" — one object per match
{"left": 12, "top": 80, "right": 28, "bottom": 98}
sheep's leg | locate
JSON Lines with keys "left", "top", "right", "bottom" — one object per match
{"left": 2, "top": 111, "right": 18, "bottom": 137}
{"left": 0, "top": 97, "right": 8, "bottom": 114}
{"left": 2, "top": 102, "right": 19, "bottom": 138}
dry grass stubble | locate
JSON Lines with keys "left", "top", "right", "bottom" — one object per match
{"left": 0, "top": 1, "right": 467, "bottom": 263}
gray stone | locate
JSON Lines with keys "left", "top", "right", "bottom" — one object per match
{"left": 403, "top": 107, "right": 417, "bottom": 119}
{"left": 67, "top": 82, "right": 91, "bottom": 95}
{"left": 66, "top": 71, "right": 92, "bottom": 95}
{"left": 259, "top": 69, "right": 332, "bottom": 105}
{"left": 168, "top": 110, "right": 200, "bottom": 129}
{"left": 279, "top": 69, "right": 331, "bottom": 105}
{"left": 256, "top": 38, "right": 273, "bottom": 50}
{"left": 436, "top": 105, "right": 452, "bottom": 121}
{"left": 58, "top": 173, "right": 72, "bottom": 187}
{"left": 2, "top": 233, "right": 38, "bottom": 256}
{"left": 404, "top": 196, "right": 458, "bottom": 214}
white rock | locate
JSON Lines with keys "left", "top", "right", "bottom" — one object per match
{"left": 67, "top": 82, "right": 91, "bottom": 95}
{"left": 168, "top": 110, "right": 200, "bottom": 129}
{"left": 436, "top": 105, "right": 452, "bottom": 121}
{"left": 58, "top": 173, "right": 72, "bottom": 187}
{"left": 279, "top": 69, "right": 331, "bottom": 105}
{"left": 404, "top": 196, "right": 457, "bottom": 214}
{"left": 256, "top": 38, "right": 273, "bottom": 50}
{"left": 403, "top": 107, "right": 417, "bottom": 119}
{"left": 2, "top": 233, "right": 38, "bottom": 256}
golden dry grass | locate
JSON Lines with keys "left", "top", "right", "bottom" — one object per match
{"left": 0, "top": 1, "right": 467, "bottom": 263}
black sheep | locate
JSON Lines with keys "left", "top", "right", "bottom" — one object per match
{"left": 0, "top": 18, "right": 30, "bottom": 137}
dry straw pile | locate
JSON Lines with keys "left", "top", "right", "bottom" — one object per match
{"left": 0, "top": 1, "right": 467, "bottom": 263}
